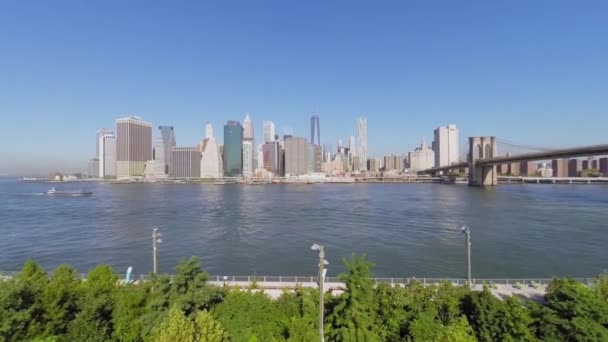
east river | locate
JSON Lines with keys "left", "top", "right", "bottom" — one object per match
{"left": 1, "top": 178, "right": 606, "bottom": 278}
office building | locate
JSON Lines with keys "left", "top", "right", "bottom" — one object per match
{"left": 310, "top": 114, "right": 320, "bottom": 146}
{"left": 99, "top": 133, "right": 116, "bottom": 178}
{"left": 349, "top": 136, "right": 356, "bottom": 156}
{"left": 285, "top": 137, "right": 309, "bottom": 176}
{"left": 170, "top": 147, "right": 200, "bottom": 179}
{"left": 153, "top": 126, "right": 176, "bottom": 177}
{"left": 322, "top": 154, "right": 344, "bottom": 174}
{"left": 200, "top": 123, "right": 223, "bottom": 178}
{"left": 552, "top": 159, "right": 569, "bottom": 177}
{"left": 223, "top": 121, "right": 243, "bottom": 177}
{"left": 263, "top": 121, "right": 275, "bottom": 143}
{"left": 88, "top": 158, "right": 99, "bottom": 178}
{"left": 568, "top": 159, "right": 581, "bottom": 177}
{"left": 243, "top": 113, "right": 254, "bottom": 141}
{"left": 357, "top": 117, "right": 367, "bottom": 171}
{"left": 116, "top": 116, "right": 152, "bottom": 178}
{"left": 433, "top": 124, "right": 459, "bottom": 167}
{"left": 368, "top": 158, "right": 379, "bottom": 173}
{"left": 243, "top": 140, "right": 254, "bottom": 177}
{"left": 520, "top": 161, "right": 537, "bottom": 176}
{"left": 408, "top": 140, "right": 435, "bottom": 171}
{"left": 96, "top": 129, "right": 113, "bottom": 158}
{"left": 600, "top": 157, "right": 608, "bottom": 176}
{"left": 262, "top": 141, "right": 284, "bottom": 176}
{"left": 538, "top": 163, "right": 553, "bottom": 177}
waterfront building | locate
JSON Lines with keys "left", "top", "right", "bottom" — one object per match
{"left": 552, "top": 159, "right": 569, "bottom": 177}
{"left": 88, "top": 158, "right": 99, "bottom": 178}
{"left": 508, "top": 161, "right": 520, "bottom": 176}
{"left": 99, "top": 133, "right": 116, "bottom": 178}
{"left": 256, "top": 144, "right": 264, "bottom": 172}
{"left": 582, "top": 158, "right": 597, "bottom": 170}
{"left": 600, "top": 157, "right": 608, "bottom": 176}
{"left": 357, "top": 117, "right": 367, "bottom": 171}
{"left": 314, "top": 145, "right": 322, "bottom": 172}
{"left": 592, "top": 159, "right": 599, "bottom": 170}
{"left": 170, "top": 147, "right": 200, "bottom": 178}
{"left": 153, "top": 126, "right": 176, "bottom": 177}
{"left": 243, "top": 140, "right": 254, "bottom": 178}
{"left": 116, "top": 116, "right": 152, "bottom": 178}
{"left": 538, "top": 163, "right": 553, "bottom": 177}
{"left": 263, "top": 121, "right": 275, "bottom": 143}
{"left": 568, "top": 159, "right": 581, "bottom": 177}
{"left": 367, "top": 158, "right": 380, "bottom": 173}
{"left": 432, "top": 124, "right": 459, "bottom": 167}
{"left": 284, "top": 137, "right": 309, "bottom": 176}
{"left": 243, "top": 113, "right": 254, "bottom": 141}
{"left": 408, "top": 140, "right": 435, "bottom": 172}
{"left": 262, "top": 141, "right": 283, "bottom": 176}
{"left": 223, "top": 121, "right": 243, "bottom": 177}
{"left": 96, "top": 129, "right": 113, "bottom": 158}
{"left": 200, "top": 123, "right": 223, "bottom": 178}
{"left": 349, "top": 136, "right": 356, "bottom": 156}
{"left": 520, "top": 161, "right": 537, "bottom": 176}
{"left": 351, "top": 156, "right": 360, "bottom": 172}
{"left": 322, "top": 154, "right": 344, "bottom": 174}
{"left": 310, "top": 114, "right": 320, "bottom": 146}
{"left": 383, "top": 155, "right": 395, "bottom": 171}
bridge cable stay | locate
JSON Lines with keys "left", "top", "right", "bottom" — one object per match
{"left": 495, "top": 138, "right": 554, "bottom": 152}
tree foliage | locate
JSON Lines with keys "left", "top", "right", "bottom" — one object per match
{"left": 1, "top": 258, "right": 607, "bottom": 341}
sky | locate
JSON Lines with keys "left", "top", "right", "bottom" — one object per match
{"left": 1, "top": 1, "right": 607, "bottom": 175}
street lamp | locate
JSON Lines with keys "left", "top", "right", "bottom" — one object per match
{"left": 461, "top": 226, "right": 471, "bottom": 286}
{"left": 311, "top": 243, "right": 328, "bottom": 342}
{"left": 152, "top": 228, "right": 163, "bottom": 275}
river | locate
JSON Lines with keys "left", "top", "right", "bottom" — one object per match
{"left": 1, "top": 178, "right": 606, "bottom": 278}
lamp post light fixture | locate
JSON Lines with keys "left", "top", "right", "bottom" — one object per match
{"left": 152, "top": 228, "right": 163, "bottom": 275}
{"left": 311, "top": 243, "right": 328, "bottom": 342}
{"left": 461, "top": 226, "right": 472, "bottom": 286}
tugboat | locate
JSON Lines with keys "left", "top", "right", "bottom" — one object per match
{"left": 45, "top": 187, "right": 93, "bottom": 197}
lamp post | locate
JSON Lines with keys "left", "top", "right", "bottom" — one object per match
{"left": 311, "top": 243, "right": 328, "bottom": 342}
{"left": 152, "top": 228, "right": 162, "bottom": 275}
{"left": 461, "top": 226, "right": 471, "bottom": 286}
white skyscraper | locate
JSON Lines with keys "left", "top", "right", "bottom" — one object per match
{"left": 96, "top": 129, "right": 113, "bottom": 158}
{"left": 205, "top": 122, "right": 213, "bottom": 139}
{"left": 242, "top": 140, "right": 254, "bottom": 178}
{"left": 409, "top": 139, "right": 435, "bottom": 171}
{"left": 243, "top": 113, "right": 254, "bottom": 141}
{"left": 200, "top": 123, "right": 223, "bottom": 178}
{"left": 349, "top": 135, "right": 356, "bottom": 156}
{"left": 357, "top": 117, "right": 367, "bottom": 171}
{"left": 99, "top": 133, "right": 116, "bottom": 178}
{"left": 256, "top": 143, "right": 264, "bottom": 172}
{"left": 432, "top": 124, "right": 459, "bottom": 167}
{"left": 263, "top": 121, "right": 275, "bottom": 143}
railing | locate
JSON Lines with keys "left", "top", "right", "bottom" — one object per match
{"left": 0, "top": 271, "right": 594, "bottom": 287}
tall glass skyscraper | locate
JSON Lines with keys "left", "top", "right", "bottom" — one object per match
{"left": 223, "top": 121, "right": 243, "bottom": 177}
{"left": 357, "top": 116, "right": 367, "bottom": 171}
{"left": 310, "top": 114, "right": 320, "bottom": 146}
{"left": 153, "top": 126, "right": 176, "bottom": 177}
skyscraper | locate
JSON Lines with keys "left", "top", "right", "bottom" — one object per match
{"left": 349, "top": 136, "right": 356, "bottom": 156}
{"left": 223, "top": 121, "right": 243, "bottom": 177}
{"left": 153, "top": 126, "right": 176, "bottom": 177}
{"left": 433, "top": 124, "right": 459, "bottom": 167}
{"left": 242, "top": 114, "right": 254, "bottom": 178}
{"left": 99, "top": 132, "right": 116, "bottom": 178}
{"left": 284, "top": 137, "right": 309, "bottom": 176}
{"left": 408, "top": 140, "right": 435, "bottom": 171}
{"left": 200, "top": 123, "right": 222, "bottom": 178}
{"left": 96, "top": 129, "right": 113, "bottom": 158}
{"left": 170, "top": 147, "right": 201, "bottom": 179}
{"left": 116, "top": 116, "right": 152, "bottom": 178}
{"left": 243, "top": 113, "right": 254, "bottom": 141}
{"left": 357, "top": 117, "right": 367, "bottom": 171}
{"left": 262, "top": 141, "right": 284, "bottom": 176}
{"left": 263, "top": 121, "right": 275, "bottom": 143}
{"left": 310, "top": 114, "right": 320, "bottom": 146}
{"left": 88, "top": 158, "right": 99, "bottom": 178}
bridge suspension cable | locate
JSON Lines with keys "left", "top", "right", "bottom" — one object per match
{"left": 495, "top": 138, "right": 554, "bottom": 152}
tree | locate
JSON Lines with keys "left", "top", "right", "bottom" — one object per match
{"left": 112, "top": 284, "right": 148, "bottom": 342}
{"left": 595, "top": 272, "right": 608, "bottom": 301}
{"left": 325, "top": 254, "right": 381, "bottom": 341}
{"left": 193, "top": 310, "right": 229, "bottom": 342}
{"left": 153, "top": 306, "right": 196, "bottom": 342}
{"left": 531, "top": 278, "right": 608, "bottom": 341}
{"left": 171, "top": 257, "right": 224, "bottom": 316}
{"left": 66, "top": 265, "right": 118, "bottom": 342}
{"left": 40, "top": 264, "right": 81, "bottom": 337}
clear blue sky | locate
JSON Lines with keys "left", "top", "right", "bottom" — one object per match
{"left": 1, "top": 1, "right": 607, "bottom": 175}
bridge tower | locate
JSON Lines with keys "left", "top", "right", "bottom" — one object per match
{"left": 468, "top": 136, "right": 498, "bottom": 187}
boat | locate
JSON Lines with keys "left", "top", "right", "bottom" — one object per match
{"left": 45, "top": 187, "right": 92, "bottom": 197}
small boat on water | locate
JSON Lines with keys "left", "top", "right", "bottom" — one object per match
{"left": 45, "top": 187, "right": 92, "bottom": 197}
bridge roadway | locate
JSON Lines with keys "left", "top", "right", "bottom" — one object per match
{"left": 421, "top": 143, "right": 608, "bottom": 175}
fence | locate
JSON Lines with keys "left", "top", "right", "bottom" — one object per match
{"left": 1, "top": 271, "right": 593, "bottom": 287}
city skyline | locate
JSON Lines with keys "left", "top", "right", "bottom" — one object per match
{"left": 2, "top": 2, "right": 608, "bottom": 174}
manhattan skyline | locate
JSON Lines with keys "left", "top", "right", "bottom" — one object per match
{"left": 1, "top": 1, "right": 607, "bottom": 175}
